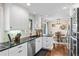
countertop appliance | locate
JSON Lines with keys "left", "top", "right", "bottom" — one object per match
{"left": 27, "top": 37, "right": 36, "bottom": 56}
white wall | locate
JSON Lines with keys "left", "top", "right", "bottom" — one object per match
{"left": 4, "top": 4, "right": 10, "bottom": 31}
{"left": 10, "top": 4, "right": 29, "bottom": 30}
{"left": 0, "top": 4, "right": 31, "bottom": 43}
{"left": 29, "top": 13, "right": 42, "bottom": 35}
{"left": 0, "top": 4, "right": 5, "bottom": 43}
{"left": 34, "top": 15, "right": 42, "bottom": 29}
{"left": 4, "top": 4, "right": 30, "bottom": 36}
{"left": 29, "top": 13, "right": 36, "bottom": 31}
{"left": 47, "top": 19, "right": 70, "bottom": 35}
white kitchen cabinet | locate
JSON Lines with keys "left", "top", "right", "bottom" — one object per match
{"left": 4, "top": 4, "right": 29, "bottom": 31}
{"left": 34, "top": 15, "right": 42, "bottom": 29}
{"left": 9, "top": 43, "right": 27, "bottom": 56}
{"left": 42, "top": 37, "right": 53, "bottom": 50}
{"left": 0, "top": 4, "right": 5, "bottom": 43}
{"left": 10, "top": 4, "right": 29, "bottom": 30}
{"left": 35, "top": 37, "right": 42, "bottom": 53}
{"left": 0, "top": 50, "right": 9, "bottom": 56}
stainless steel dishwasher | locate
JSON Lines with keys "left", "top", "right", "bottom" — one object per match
{"left": 27, "top": 37, "right": 36, "bottom": 56}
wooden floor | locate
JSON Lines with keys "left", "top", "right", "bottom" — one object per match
{"left": 46, "top": 44, "right": 68, "bottom": 56}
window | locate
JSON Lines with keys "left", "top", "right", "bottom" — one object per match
{"left": 29, "top": 19, "right": 33, "bottom": 31}
{"left": 43, "top": 23, "right": 48, "bottom": 35}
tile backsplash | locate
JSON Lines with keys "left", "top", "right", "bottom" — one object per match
{"left": 4, "top": 30, "right": 29, "bottom": 42}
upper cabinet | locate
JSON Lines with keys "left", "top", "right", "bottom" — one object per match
{"left": 0, "top": 4, "right": 5, "bottom": 43}
{"left": 10, "top": 5, "right": 29, "bottom": 30}
{"left": 29, "top": 13, "right": 42, "bottom": 35}
{"left": 34, "top": 15, "right": 42, "bottom": 29}
{"left": 29, "top": 13, "right": 36, "bottom": 32}
{"left": 29, "top": 14, "right": 42, "bottom": 30}
{"left": 4, "top": 4, "right": 30, "bottom": 31}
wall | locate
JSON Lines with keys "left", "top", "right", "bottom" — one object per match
{"left": 10, "top": 4, "right": 29, "bottom": 30}
{"left": 34, "top": 15, "right": 42, "bottom": 29}
{"left": 0, "top": 4, "right": 5, "bottom": 43}
{"left": 29, "top": 13, "right": 36, "bottom": 35}
{"left": 4, "top": 4, "right": 10, "bottom": 31}
{"left": 29, "top": 13, "right": 42, "bottom": 35}
{"left": 0, "top": 3, "right": 43, "bottom": 43}
{"left": 6, "top": 4, "right": 29, "bottom": 32}
{"left": 0, "top": 4, "right": 31, "bottom": 43}
{"left": 47, "top": 19, "right": 70, "bottom": 35}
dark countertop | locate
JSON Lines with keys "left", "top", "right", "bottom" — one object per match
{"left": 0, "top": 36, "right": 40, "bottom": 52}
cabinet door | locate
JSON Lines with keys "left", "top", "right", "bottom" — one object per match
{"left": 42, "top": 37, "right": 47, "bottom": 48}
{"left": 0, "top": 5, "right": 5, "bottom": 43}
{"left": 17, "top": 43, "right": 27, "bottom": 56}
{"left": 42, "top": 37, "right": 53, "bottom": 49}
{"left": 42, "top": 41, "right": 47, "bottom": 48}
{"left": 35, "top": 37, "right": 42, "bottom": 53}
{"left": 35, "top": 42, "right": 41, "bottom": 53}
{"left": 46, "top": 41, "right": 53, "bottom": 49}
{"left": 9, "top": 43, "right": 27, "bottom": 56}
{"left": 0, "top": 50, "right": 8, "bottom": 56}
{"left": 16, "top": 47, "right": 27, "bottom": 56}
{"left": 9, "top": 4, "right": 29, "bottom": 30}
{"left": 46, "top": 37, "right": 53, "bottom": 49}
{"left": 35, "top": 15, "right": 42, "bottom": 29}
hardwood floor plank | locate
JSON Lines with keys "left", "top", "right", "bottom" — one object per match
{"left": 46, "top": 44, "right": 68, "bottom": 56}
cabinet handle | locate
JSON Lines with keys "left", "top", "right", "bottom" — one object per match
{"left": 18, "top": 46, "right": 22, "bottom": 48}
{"left": 18, "top": 50, "right": 22, "bottom": 53}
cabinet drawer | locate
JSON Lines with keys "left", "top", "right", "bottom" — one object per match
{"left": 17, "top": 49, "right": 26, "bottom": 56}
{"left": 35, "top": 42, "right": 42, "bottom": 53}
{"left": 9, "top": 43, "right": 27, "bottom": 56}
{"left": 0, "top": 50, "right": 8, "bottom": 56}
{"left": 35, "top": 37, "right": 42, "bottom": 53}
{"left": 42, "top": 43, "right": 46, "bottom": 48}
{"left": 36, "top": 39, "right": 40, "bottom": 42}
{"left": 9, "top": 49, "right": 26, "bottom": 56}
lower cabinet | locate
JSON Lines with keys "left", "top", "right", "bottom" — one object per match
{"left": 42, "top": 37, "right": 53, "bottom": 50}
{"left": 9, "top": 43, "right": 27, "bottom": 56}
{"left": 0, "top": 37, "right": 54, "bottom": 56}
{"left": 0, "top": 50, "right": 9, "bottom": 56}
{"left": 35, "top": 37, "right": 42, "bottom": 53}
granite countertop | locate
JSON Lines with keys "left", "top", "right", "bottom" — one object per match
{"left": 0, "top": 36, "right": 40, "bottom": 52}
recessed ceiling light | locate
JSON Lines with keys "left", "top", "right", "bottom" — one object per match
{"left": 63, "top": 7, "right": 67, "bottom": 10}
{"left": 27, "top": 3, "right": 31, "bottom": 6}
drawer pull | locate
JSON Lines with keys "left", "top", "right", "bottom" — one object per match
{"left": 18, "top": 50, "right": 22, "bottom": 53}
{"left": 18, "top": 46, "right": 22, "bottom": 48}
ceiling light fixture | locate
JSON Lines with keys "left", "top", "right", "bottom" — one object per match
{"left": 63, "top": 7, "right": 67, "bottom": 10}
{"left": 27, "top": 3, "right": 31, "bottom": 6}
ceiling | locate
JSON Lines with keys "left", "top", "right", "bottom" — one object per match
{"left": 15, "top": 3, "right": 73, "bottom": 18}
